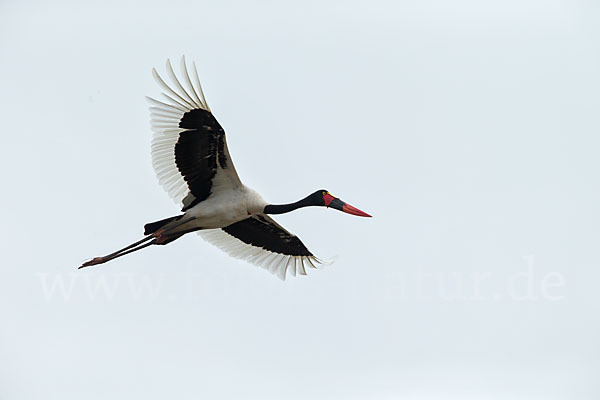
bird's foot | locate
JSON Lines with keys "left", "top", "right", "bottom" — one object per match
{"left": 79, "top": 257, "right": 104, "bottom": 269}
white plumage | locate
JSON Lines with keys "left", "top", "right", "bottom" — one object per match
{"left": 148, "top": 57, "right": 325, "bottom": 278}
{"left": 80, "top": 56, "right": 371, "bottom": 279}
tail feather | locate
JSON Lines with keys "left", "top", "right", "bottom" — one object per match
{"left": 144, "top": 215, "right": 183, "bottom": 235}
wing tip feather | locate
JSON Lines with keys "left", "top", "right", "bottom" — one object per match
{"left": 197, "top": 229, "right": 333, "bottom": 280}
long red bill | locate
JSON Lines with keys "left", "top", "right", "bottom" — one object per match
{"left": 342, "top": 203, "right": 372, "bottom": 217}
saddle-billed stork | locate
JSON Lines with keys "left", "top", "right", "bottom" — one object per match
{"left": 80, "top": 57, "right": 371, "bottom": 279}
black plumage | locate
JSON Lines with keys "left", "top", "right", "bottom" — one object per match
{"left": 222, "top": 215, "right": 313, "bottom": 257}
{"left": 175, "top": 108, "right": 227, "bottom": 211}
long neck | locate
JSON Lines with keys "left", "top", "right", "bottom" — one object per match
{"left": 263, "top": 197, "right": 314, "bottom": 215}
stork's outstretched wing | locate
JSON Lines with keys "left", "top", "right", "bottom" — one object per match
{"left": 199, "top": 214, "right": 326, "bottom": 280}
{"left": 148, "top": 57, "right": 242, "bottom": 211}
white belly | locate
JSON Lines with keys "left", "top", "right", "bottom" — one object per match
{"left": 185, "top": 192, "right": 248, "bottom": 228}
{"left": 170, "top": 185, "right": 267, "bottom": 232}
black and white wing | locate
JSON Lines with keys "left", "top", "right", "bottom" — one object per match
{"left": 199, "top": 214, "right": 326, "bottom": 280}
{"left": 148, "top": 57, "right": 242, "bottom": 211}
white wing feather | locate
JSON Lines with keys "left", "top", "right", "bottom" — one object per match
{"left": 198, "top": 229, "right": 328, "bottom": 280}
{"left": 148, "top": 56, "right": 238, "bottom": 207}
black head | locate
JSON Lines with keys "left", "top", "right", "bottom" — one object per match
{"left": 304, "top": 189, "right": 331, "bottom": 206}
{"left": 264, "top": 190, "right": 371, "bottom": 216}
{"left": 307, "top": 189, "right": 371, "bottom": 217}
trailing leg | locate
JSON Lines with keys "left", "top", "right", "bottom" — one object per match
{"left": 79, "top": 235, "right": 156, "bottom": 269}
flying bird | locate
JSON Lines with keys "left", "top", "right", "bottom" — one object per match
{"left": 80, "top": 57, "right": 371, "bottom": 279}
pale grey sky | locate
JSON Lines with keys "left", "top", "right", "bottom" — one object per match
{"left": 1, "top": 0, "right": 599, "bottom": 398}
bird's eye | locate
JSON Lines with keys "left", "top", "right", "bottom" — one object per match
{"left": 322, "top": 191, "right": 327, "bottom": 196}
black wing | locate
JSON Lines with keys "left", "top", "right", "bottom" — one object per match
{"left": 149, "top": 57, "right": 241, "bottom": 211}
{"left": 198, "top": 214, "right": 325, "bottom": 279}
{"left": 223, "top": 214, "right": 313, "bottom": 257}
{"left": 176, "top": 109, "right": 231, "bottom": 210}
